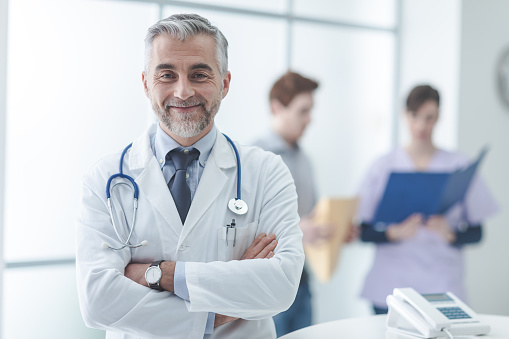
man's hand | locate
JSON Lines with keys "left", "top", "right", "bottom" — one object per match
{"left": 386, "top": 213, "right": 422, "bottom": 242}
{"left": 124, "top": 261, "right": 176, "bottom": 293}
{"left": 241, "top": 232, "right": 277, "bottom": 259}
{"left": 214, "top": 314, "right": 238, "bottom": 328}
{"left": 215, "top": 232, "right": 278, "bottom": 328}
{"left": 300, "top": 214, "right": 334, "bottom": 245}
{"left": 425, "top": 215, "right": 456, "bottom": 243}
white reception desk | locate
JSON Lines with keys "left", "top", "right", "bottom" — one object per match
{"left": 279, "top": 314, "right": 509, "bottom": 339}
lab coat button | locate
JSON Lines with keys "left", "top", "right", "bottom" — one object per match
{"left": 185, "top": 173, "right": 189, "bottom": 179}
{"left": 179, "top": 244, "right": 186, "bottom": 251}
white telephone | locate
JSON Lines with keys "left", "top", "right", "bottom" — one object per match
{"left": 386, "top": 288, "right": 490, "bottom": 338}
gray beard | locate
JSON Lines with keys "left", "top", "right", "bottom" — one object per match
{"left": 151, "top": 96, "right": 221, "bottom": 138}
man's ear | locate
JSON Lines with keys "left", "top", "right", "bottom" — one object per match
{"left": 221, "top": 71, "right": 231, "bottom": 99}
{"left": 270, "top": 99, "right": 285, "bottom": 115}
{"left": 142, "top": 71, "right": 149, "bottom": 98}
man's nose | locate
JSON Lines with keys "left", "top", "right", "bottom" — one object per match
{"left": 174, "top": 78, "right": 195, "bottom": 100}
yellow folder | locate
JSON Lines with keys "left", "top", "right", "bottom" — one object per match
{"left": 304, "top": 197, "right": 358, "bottom": 283}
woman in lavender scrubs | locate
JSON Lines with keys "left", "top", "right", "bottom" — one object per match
{"left": 357, "top": 85, "right": 499, "bottom": 314}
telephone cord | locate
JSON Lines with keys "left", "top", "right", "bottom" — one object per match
{"left": 443, "top": 328, "right": 454, "bottom": 338}
{"left": 441, "top": 329, "right": 477, "bottom": 339}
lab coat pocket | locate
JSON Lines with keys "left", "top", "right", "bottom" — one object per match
{"left": 217, "top": 221, "right": 258, "bottom": 261}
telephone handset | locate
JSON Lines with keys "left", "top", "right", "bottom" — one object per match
{"left": 386, "top": 288, "right": 490, "bottom": 338}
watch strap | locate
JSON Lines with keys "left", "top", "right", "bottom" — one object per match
{"left": 150, "top": 260, "right": 164, "bottom": 267}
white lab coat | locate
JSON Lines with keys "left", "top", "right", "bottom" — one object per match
{"left": 76, "top": 124, "right": 304, "bottom": 339}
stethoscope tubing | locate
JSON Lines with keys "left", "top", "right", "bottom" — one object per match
{"left": 106, "top": 143, "right": 139, "bottom": 200}
{"left": 106, "top": 188, "right": 139, "bottom": 250}
{"left": 104, "top": 134, "right": 246, "bottom": 250}
{"left": 222, "top": 133, "right": 242, "bottom": 201}
{"left": 104, "top": 143, "right": 141, "bottom": 250}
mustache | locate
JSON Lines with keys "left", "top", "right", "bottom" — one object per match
{"left": 164, "top": 99, "right": 205, "bottom": 109}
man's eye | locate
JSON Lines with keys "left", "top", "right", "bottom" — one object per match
{"left": 193, "top": 73, "right": 207, "bottom": 79}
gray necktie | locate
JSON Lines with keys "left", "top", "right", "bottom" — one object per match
{"left": 167, "top": 148, "right": 200, "bottom": 224}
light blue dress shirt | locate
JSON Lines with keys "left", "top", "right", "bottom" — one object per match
{"left": 151, "top": 123, "right": 217, "bottom": 335}
{"left": 153, "top": 123, "right": 216, "bottom": 196}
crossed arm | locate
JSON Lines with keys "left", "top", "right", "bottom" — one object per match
{"left": 124, "top": 232, "right": 278, "bottom": 327}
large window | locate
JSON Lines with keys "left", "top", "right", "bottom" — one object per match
{"left": 0, "top": 1, "right": 397, "bottom": 337}
{"left": 3, "top": 0, "right": 158, "bottom": 337}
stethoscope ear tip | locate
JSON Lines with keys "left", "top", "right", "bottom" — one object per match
{"left": 101, "top": 242, "right": 109, "bottom": 249}
{"left": 141, "top": 240, "right": 149, "bottom": 247}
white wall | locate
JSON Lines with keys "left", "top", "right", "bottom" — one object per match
{"left": 458, "top": 0, "right": 509, "bottom": 316}
{"left": 398, "top": 0, "right": 461, "bottom": 150}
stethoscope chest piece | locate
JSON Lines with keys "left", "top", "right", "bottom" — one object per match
{"left": 228, "top": 198, "right": 248, "bottom": 215}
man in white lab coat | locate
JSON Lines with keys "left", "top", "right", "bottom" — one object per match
{"left": 76, "top": 13, "right": 304, "bottom": 339}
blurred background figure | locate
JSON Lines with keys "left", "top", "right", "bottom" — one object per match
{"left": 356, "top": 84, "right": 499, "bottom": 315}
{"left": 252, "top": 71, "right": 333, "bottom": 337}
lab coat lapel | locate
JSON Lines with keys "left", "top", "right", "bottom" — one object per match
{"left": 128, "top": 125, "right": 183, "bottom": 237}
{"left": 136, "top": 158, "right": 183, "bottom": 237}
{"left": 180, "top": 132, "right": 236, "bottom": 240}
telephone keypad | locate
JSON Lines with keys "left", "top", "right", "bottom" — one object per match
{"left": 437, "top": 307, "right": 472, "bottom": 320}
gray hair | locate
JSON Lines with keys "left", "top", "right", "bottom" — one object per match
{"left": 144, "top": 13, "right": 229, "bottom": 76}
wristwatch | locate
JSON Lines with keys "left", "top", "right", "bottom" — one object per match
{"left": 145, "top": 260, "right": 165, "bottom": 291}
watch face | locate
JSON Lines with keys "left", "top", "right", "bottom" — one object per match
{"left": 145, "top": 266, "right": 162, "bottom": 284}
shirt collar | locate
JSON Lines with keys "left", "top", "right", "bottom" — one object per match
{"left": 154, "top": 123, "right": 217, "bottom": 168}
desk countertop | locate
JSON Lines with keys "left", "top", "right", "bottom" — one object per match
{"left": 279, "top": 314, "right": 509, "bottom": 339}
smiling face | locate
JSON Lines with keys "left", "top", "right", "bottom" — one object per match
{"left": 142, "top": 34, "right": 231, "bottom": 145}
{"left": 405, "top": 99, "right": 439, "bottom": 143}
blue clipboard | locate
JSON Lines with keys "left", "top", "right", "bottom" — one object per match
{"left": 373, "top": 147, "right": 488, "bottom": 224}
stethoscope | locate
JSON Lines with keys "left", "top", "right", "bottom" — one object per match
{"left": 102, "top": 134, "right": 248, "bottom": 250}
